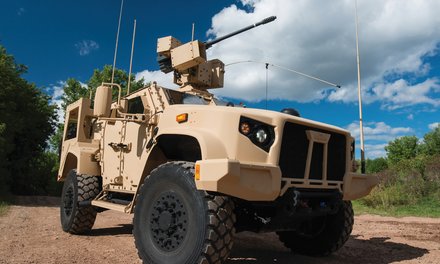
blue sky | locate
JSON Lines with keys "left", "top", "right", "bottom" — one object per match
{"left": 1, "top": 0, "right": 439, "bottom": 159}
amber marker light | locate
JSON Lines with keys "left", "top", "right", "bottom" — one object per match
{"left": 195, "top": 164, "right": 201, "bottom": 180}
{"left": 176, "top": 113, "right": 188, "bottom": 123}
{"left": 240, "top": 122, "right": 251, "bottom": 135}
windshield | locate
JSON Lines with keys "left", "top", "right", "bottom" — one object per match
{"left": 163, "top": 88, "right": 216, "bottom": 105}
{"left": 182, "top": 94, "right": 209, "bottom": 105}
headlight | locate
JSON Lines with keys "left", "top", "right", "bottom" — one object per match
{"left": 240, "top": 122, "right": 251, "bottom": 135}
{"left": 239, "top": 116, "right": 275, "bottom": 152}
{"left": 255, "top": 128, "right": 268, "bottom": 143}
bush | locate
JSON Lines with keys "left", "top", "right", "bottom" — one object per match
{"left": 359, "top": 155, "right": 440, "bottom": 211}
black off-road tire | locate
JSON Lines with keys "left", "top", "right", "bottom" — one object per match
{"left": 133, "top": 161, "right": 236, "bottom": 264}
{"left": 277, "top": 200, "right": 354, "bottom": 256}
{"left": 60, "top": 169, "right": 100, "bottom": 234}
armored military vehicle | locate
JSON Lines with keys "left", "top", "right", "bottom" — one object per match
{"left": 58, "top": 16, "right": 378, "bottom": 264}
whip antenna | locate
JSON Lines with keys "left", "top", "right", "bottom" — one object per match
{"left": 355, "top": 0, "right": 366, "bottom": 173}
{"left": 111, "top": 0, "right": 124, "bottom": 84}
{"left": 265, "top": 63, "right": 269, "bottom": 110}
{"left": 127, "top": 19, "right": 137, "bottom": 95}
{"left": 226, "top": 60, "right": 341, "bottom": 88}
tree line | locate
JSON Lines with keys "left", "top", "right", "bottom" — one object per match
{"left": 0, "top": 46, "right": 57, "bottom": 195}
{"left": 365, "top": 126, "right": 440, "bottom": 175}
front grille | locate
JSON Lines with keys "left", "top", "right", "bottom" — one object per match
{"left": 279, "top": 122, "right": 347, "bottom": 182}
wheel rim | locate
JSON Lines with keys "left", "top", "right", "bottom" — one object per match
{"left": 149, "top": 191, "right": 188, "bottom": 252}
{"left": 63, "top": 185, "right": 74, "bottom": 217}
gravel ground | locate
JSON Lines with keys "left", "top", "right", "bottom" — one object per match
{"left": 0, "top": 196, "right": 439, "bottom": 264}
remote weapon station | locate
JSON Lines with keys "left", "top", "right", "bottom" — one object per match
{"left": 58, "top": 16, "right": 378, "bottom": 264}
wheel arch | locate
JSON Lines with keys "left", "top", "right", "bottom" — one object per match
{"left": 157, "top": 130, "right": 228, "bottom": 159}
{"left": 156, "top": 134, "right": 202, "bottom": 161}
{"left": 59, "top": 152, "right": 77, "bottom": 181}
{"left": 58, "top": 148, "right": 101, "bottom": 182}
{"left": 143, "top": 131, "right": 229, "bottom": 176}
{"left": 138, "top": 134, "right": 203, "bottom": 188}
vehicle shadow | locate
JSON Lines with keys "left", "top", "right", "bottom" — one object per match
{"left": 227, "top": 232, "right": 429, "bottom": 264}
{"left": 77, "top": 224, "right": 429, "bottom": 263}
{"left": 89, "top": 224, "right": 133, "bottom": 236}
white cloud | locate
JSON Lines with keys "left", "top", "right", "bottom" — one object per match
{"left": 346, "top": 121, "right": 413, "bottom": 142}
{"left": 371, "top": 78, "right": 440, "bottom": 110}
{"left": 49, "top": 81, "right": 66, "bottom": 123}
{"left": 328, "top": 78, "right": 440, "bottom": 110}
{"left": 407, "top": 114, "right": 414, "bottom": 120}
{"left": 75, "top": 40, "right": 99, "bottom": 56}
{"left": 346, "top": 121, "right": 414, "bottom": 158}
{"left": 201, "top": 0, "right": 440, "bottom": 109}
{"left": 364, "top": 143, "right": 388, "bottom": 159}
{"left": 428, "top": 122, "right": 439, "bottom": 130}
{"left": 135, "top": 70, "right": 178, "bottom": 89}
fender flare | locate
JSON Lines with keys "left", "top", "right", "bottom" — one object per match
{"left": 58, "top": 148, "right": 100, "bottom": 181}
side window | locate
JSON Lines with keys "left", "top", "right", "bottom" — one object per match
{"left": 65, "top": 108, "right": 79, "bottom": 140}
{"left": 66, "top": 121, "right": 77, "bottom": 140}
{"left": 128, "top": 96, "right": 144, "bottom": 114}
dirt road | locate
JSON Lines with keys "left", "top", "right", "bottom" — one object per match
{"left": 1, "top": 196, "right": 439, "bottom": 264}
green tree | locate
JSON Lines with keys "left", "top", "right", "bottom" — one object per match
{"left": 27, "top": 151, "right": 61, "bottom": 195}
{"left": 366, "top": 157, "right": 388, "bottom": 173}
{"left": 87, "top": 65, "right": 145, "bottom": 100}
{"left": 0, "top": 45, "right": 57, "bottom": 194}
{"left": 61, "top": 78, "right": 89, "bottom": 111}
{"left": 385, "top": 136, "right": 418, "bottom": 165}
{"left": 50, "top": 123, "right": 64, "bottom": 155}
{"left": 419, "top": 125, "right": 440, "bottom": 156}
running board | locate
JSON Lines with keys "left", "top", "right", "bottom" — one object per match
{"left": 91, "top": 200, "right": 129, "bottom": 213}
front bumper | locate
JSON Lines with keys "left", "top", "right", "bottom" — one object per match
{"left": 195, "top": 159, "right": 379, "bottom": 201}
{"left": 195, "top": 159, "right": 281, "bottom": 201}
{"left": 342, "top": 172, "right": 380, "bottom": 200}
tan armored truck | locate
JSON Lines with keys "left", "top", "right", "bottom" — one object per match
{"left": 58, "top": 16, "right": 378, "bottom": 264}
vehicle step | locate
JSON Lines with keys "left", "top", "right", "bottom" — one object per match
{"left": 91, "top": 200, "right": 128, "bottom": 212}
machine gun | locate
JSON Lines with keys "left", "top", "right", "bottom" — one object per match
{"left": 157, "top": 16, "right": 277, "bottom": 91}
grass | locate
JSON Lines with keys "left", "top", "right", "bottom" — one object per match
{"left": 0, "top": 187, "right": 14, "bottom": 217}
{"left": 351, "top": 155, "right": 440, "bottom": 218}
{"left": 0, "top": 201, "right": 9, "bottom": 216}
{"left": 352, "top": 197, "right": 440, "bottom": 218}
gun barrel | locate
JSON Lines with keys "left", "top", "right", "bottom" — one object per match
{"left": 205, "top": 16, "right": 276, "bottom": 49}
